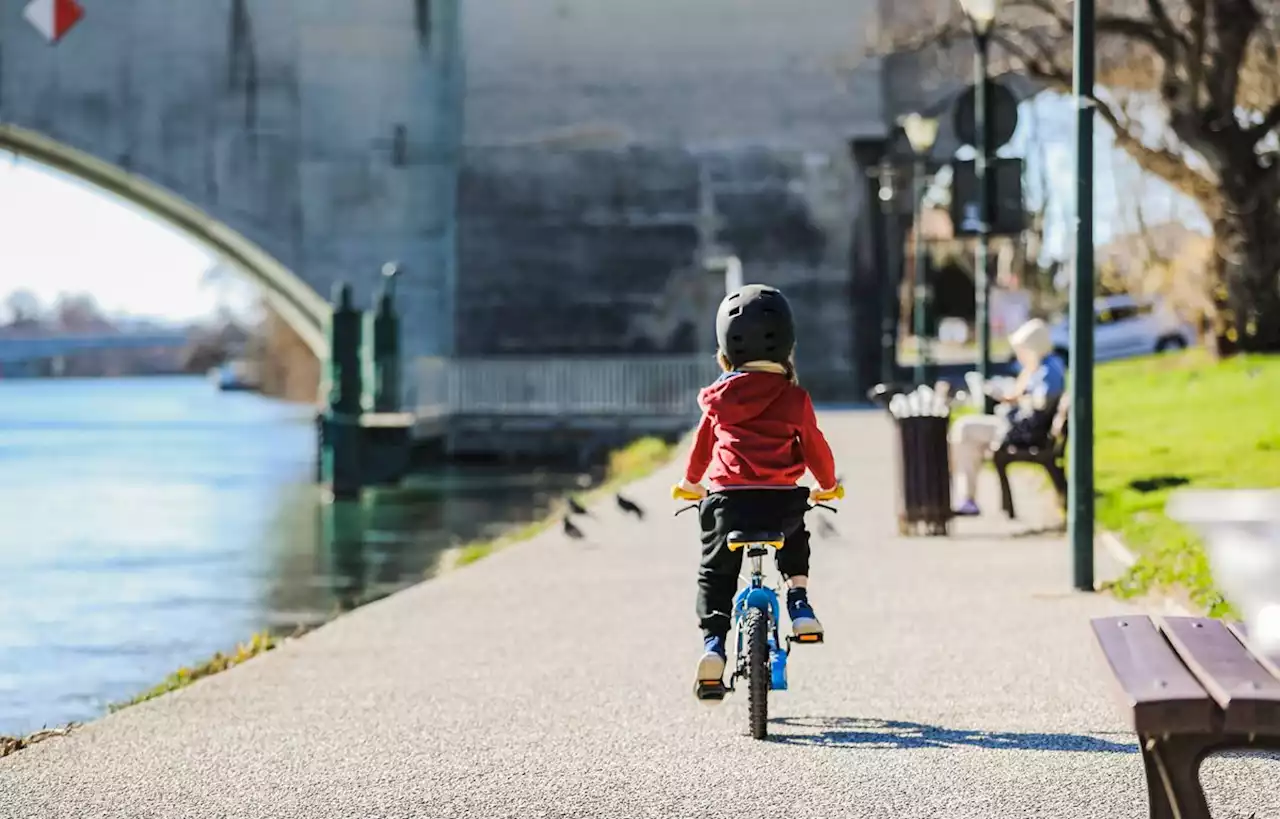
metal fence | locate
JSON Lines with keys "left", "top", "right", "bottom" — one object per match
{"left": 413, "top": 355, "right": 718, "bottom": 417}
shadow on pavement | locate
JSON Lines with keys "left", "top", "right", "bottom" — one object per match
{"left": 767, "top": 717, "right": 1136, "bottom": 753}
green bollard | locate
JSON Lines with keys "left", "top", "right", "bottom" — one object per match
{"left": 328, "top": 282, "right": 364, "bottom": 416}
{"left": 321, "top": 282, "right": 365, "bottom": 500}
{"left": 368, "top": 262, "right": 402, "bottom": 414}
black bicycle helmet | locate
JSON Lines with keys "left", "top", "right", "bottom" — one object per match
{"left": 715, "top": 284, "right": 796, "bottom": 368}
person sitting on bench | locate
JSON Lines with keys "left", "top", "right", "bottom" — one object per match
{"left": 948, "top": 318, "right": 1066, "bottom": 516}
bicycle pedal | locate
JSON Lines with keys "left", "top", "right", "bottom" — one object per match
{"left": 695, "top": 680, "right": 728, "bottom": 702}
{"left": 788, "top": 632, "right": 824, "bottom": 646}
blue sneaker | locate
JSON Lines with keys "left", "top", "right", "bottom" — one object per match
{"left": 955, "top": 499, "right": 981, "bottom": 517}
{"left": 695, "top": 635, "right": 727, "bottom": 685}
{"left": 787, "top": 589, "right": 824, "bottom": 640}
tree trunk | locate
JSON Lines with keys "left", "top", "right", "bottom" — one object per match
{"left": 1214, "top": 182, "right": 1280, "bottom": 353}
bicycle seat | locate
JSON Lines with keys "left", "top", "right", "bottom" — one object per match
{"left": 727, "top": 531, "right": 785, "bottom": 552}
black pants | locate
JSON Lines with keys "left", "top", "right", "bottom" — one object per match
{"left": 696, "top": 488, "right": 813, "bottom": 641}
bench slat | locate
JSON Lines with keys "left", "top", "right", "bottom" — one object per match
{"left": 1159, "top": 616, "right": 1280, "bottom": 734}
{"left": 1091, "top": 615, "right": 1217, "bottom": 735}
{"left": 1228, "top": 622, "right": 1280, "bottom": 686}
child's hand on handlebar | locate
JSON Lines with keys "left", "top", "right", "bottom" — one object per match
{"left": 671, "top": 480, "right": 707, "bottom": 501}
{"left": 809, "top": 484, "right": 845, "bottom": 502}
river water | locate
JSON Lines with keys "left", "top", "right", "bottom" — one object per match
{"left": 0, "top": 376, "right": 584, "bottom": 737}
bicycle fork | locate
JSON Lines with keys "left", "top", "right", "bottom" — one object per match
{"left": 730, "top": 555, "right": 791, "bottom": 693}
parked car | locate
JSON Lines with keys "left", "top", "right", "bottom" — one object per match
{"left": 1049, "top": 294, "right": 1196, "bottom": 365}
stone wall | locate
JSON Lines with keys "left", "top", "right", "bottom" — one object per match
{"left": 457, "top": 0, "right": 888, "bottom": 398}
{"left": 456, "top": 145, "right": 860, "bottom": 398}
{"left": 462, "top": 0, "right": 884, "bottom": 146}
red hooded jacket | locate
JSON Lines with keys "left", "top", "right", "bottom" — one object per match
{"left": 683, "top": 371, "right": 837, "bottom": 491}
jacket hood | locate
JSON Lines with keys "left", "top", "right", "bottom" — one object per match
{"left": 697, "top": 371, "right": 791, "bottom": 426}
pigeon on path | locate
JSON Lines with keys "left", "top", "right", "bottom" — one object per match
{"left": 616, "top": 493, "right": 645, "bottom": 519}
{"left": 562, "top": 516, "right": 585, "bottom": 540}
{"left": 816, "top": 516, "right": 838, "bottom": 540}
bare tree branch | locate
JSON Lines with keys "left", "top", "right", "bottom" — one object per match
{"left": 1205, "top": 0, "right": 1260, "bottom": 121}
{"left": 1097, "top": 14, "right": 1179, "bottom": 61}
{"left": 1246, "top": 101, "right": 1280, "bottom": 143}
{"left": 1188, "top": 0, "right": 1209, "bottom": 107}
{"left": 1145, "top": 0, "right": 1188, "bottom": 50}
{"left": 1093, "top": 96, "right": 1222, "bottom": 206}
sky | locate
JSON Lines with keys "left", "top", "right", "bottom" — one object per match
{"left": 0, "top": 93, "right": 1211, "bottom": 323}
{"left": 1007, "top": 92, "right": 1209, "bottom": 259}
{"left": 0, "top": 153, "right": 258, "bottom": 323}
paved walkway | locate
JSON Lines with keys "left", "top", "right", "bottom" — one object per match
{"left": 3, "top": 411, "right": 1277, "bottom": 818}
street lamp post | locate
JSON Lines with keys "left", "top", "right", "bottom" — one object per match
{"left": 958, "top": 0, "right": 999, "bottom": 412}
{"left": 876, "top": 157, "right": 899, "bottom": 387}
{"left": 1069, "top": 0, "right": 1097, "bottom": 591}
{"left": 900, "top": 113, "right": 940, "bottom": 386}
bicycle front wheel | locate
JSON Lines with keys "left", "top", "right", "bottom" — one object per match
{"left": 743, "top": 606, "right": 770, "bottom": 739}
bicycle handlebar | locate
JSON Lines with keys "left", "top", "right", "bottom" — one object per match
{"left": 671, "top": 482, "right": 843, "bottom": 517}
{"left": 671, "top": 483, "right": 844, "bottom": 503}
{"left": 674, "top": 501, "right": 838, "bottom": 517}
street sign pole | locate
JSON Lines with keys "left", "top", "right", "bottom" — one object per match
{"left": 1069, "top": 0, "right": 1096, "bottom": 592}
{"left": 974, "top": 32, "right": 994, "bottom": 414}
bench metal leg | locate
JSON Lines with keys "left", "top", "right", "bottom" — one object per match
{"left": 1044, "top": 459, "right": 1068, "bottom": 508}
{"left": 1141, "top": 735, "right": 1211, "bottom": 819}
{"left": 993, "top": 457, "right": 1016, "bottom": 519}
{"left": 1140, "top": 733, "right": 1280, "bottom": 819}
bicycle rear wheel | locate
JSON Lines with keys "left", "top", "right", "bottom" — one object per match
{"left": 743, "top": 606, "right": 769, "bottom": 739}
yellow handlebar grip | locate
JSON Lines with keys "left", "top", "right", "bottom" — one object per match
{"left": 813, "top": 484, "right": 845, "bottom": 502}
{"left": 671, "top": 485, "right": 704, "bottom": 501}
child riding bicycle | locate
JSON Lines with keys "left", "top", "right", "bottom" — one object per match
{"left": 674, "top": 284, "right": 841, "bottom": 699}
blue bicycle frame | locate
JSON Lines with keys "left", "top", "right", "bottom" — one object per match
{"left": 730, "top": 551, "right": 789, "bottom": 692}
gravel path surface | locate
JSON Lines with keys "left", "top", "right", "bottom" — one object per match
{"left": 3, "top": 410, "right": 1277, "bottom": 818}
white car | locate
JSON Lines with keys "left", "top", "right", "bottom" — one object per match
{"left": 1049, "top": 294, "right": 1196, "bottom": 364}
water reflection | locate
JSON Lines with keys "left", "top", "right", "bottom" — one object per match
{"left": 262, "top": 469, "right": 593, "bottom": 632}
{"left": 0, "top": 377, "right": 591, "bottom": 736}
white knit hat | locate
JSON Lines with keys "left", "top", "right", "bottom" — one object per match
{"left": 1008, "top": 318, "right": 1053, "bottom": 359}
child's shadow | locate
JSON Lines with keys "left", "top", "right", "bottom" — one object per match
{"left": 767, "top": 716, "right": 1135, "bottom": 754}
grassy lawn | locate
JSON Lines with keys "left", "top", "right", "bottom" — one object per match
{"left": 1097, "top": 351, "right": 1280, "bottom": 615}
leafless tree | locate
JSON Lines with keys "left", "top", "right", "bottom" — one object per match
{"left": 880, "top": 0, "right": 1280, "bottom": 353}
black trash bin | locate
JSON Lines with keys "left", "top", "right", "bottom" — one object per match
{"left": 874, "top": 385, "right": 953, "bottom": 536}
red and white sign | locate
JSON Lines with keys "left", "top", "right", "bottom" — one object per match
{"left": 23, "top": 0, "right": 84, "bottom": 44}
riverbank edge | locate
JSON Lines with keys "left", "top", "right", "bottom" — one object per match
{"left": 443, "top": 435, "right": 679, "bottom": 571}
{"left": 0, "top": 632, "right": 300, "bottom": 760}
{"left": 0, "top": 435, "right": 683, "bottom": 760}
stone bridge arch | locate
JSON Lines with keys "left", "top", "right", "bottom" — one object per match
{"left": 0, "top": 122, "right": 329, "bottom": 353}
{"left": 0, "top": 0, "right": 463, "bottom": 362}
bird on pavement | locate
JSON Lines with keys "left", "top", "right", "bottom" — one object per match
{"left": 563, "top": 516, "right": 585, "bottom": 540}
{"left": 816, "top": 516, "right": 838, "bottom": 540}
{"left": 616, "top": 493, "right": 645, "bottom": 519}
{"left": 567, "top": 497, "right": 590, "bottom": 516}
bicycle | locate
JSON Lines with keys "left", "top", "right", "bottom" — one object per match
{"left": 672, "top": 483, "right": 844, "bottom": 740}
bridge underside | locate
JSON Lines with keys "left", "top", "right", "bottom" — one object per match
{"left": 0, "top": 127, "right": 331, "bottom": 357}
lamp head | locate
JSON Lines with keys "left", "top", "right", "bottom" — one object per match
{"left": 958, "top": 0, "right": 999, "bottom": 34}
{"left": 898, "top": 113, "right": 940, "bottom": 155}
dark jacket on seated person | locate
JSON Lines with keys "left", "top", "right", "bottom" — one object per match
{"left": 1003, "top": 354, "right": 1066, "bottom": 448}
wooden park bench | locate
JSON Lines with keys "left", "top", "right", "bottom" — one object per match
{"left": 992, "top": 392, "right": 1070, "bottom": 519}
{"left": 1091, "top": 614, "right": 1280, "bottom": 819}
